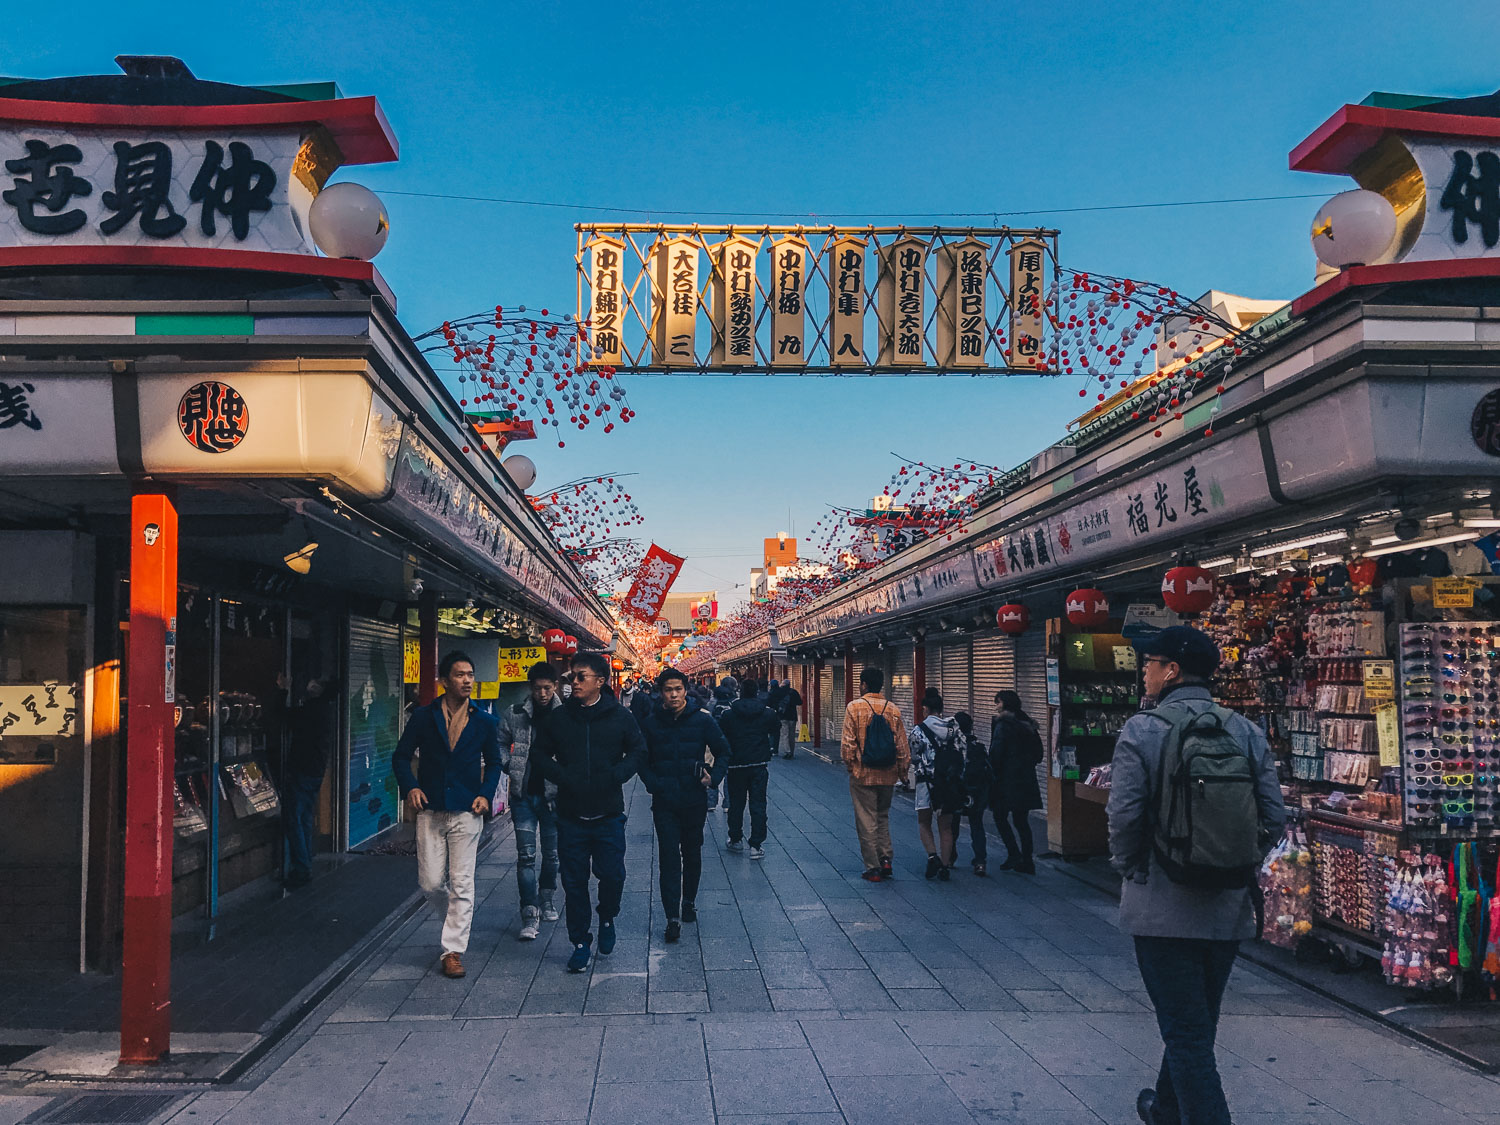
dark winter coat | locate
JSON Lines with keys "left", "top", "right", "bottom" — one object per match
{"left": 778, "top": 688, "right": 803, "bottom": 722}
{"left": 637, "top": 703, "right": 729, "bottom": 809}
{"left": 286, "top": 691, "right": 338, "bottom": 778}
{"left": 531, "top": 694, "right": 646, "bottom": 820}
{"left": 989, "top": 712, "right": 1045, "bottom": 813}
{"left": 393, "top": 697, "right": 506, "bottom": 812}
{"left": 630, "top": 691, "right": 654, "bottom": 725}
{"left": 717, "top": 697, "right": 780, "bottom": 768}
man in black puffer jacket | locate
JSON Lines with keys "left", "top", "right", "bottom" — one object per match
{"left": 638, "top": 667, "right": 729, "bottom": 943}
{"left": 716, "top": 679, "right": 779, "bottom": 859}
{"left": 532, "top": 653, "right": 646, "bottom": 974}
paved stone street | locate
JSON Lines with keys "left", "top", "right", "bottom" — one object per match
{"left": 12, "top": 748, "right": 1500, "bottom": 1125}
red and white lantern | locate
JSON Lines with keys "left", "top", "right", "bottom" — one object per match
{"left": 996, "top": 603, "right": 1030, "bottom": 635}
{"left": 1064, "top": 588, "right": 1110, "bottom": 628}
{"left": 543, "top": 628, "right": 567, "bottom": 654}
{"left": 563, "top": 635, "right": 579, "bottom": 656}
{"left": 1161, "top": 566, "right": 1215, "bottom": 615}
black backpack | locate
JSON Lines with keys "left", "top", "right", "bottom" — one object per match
{"left": 860, "top": 700, "right": 899, "bottom": 769}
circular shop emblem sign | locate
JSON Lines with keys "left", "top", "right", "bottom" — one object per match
{"left": 178, "top": 381, "right": 249, "bottom": 453}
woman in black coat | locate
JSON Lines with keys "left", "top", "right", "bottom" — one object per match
{"left": 987, "top": 690, "right": 1044, "bottom": 874}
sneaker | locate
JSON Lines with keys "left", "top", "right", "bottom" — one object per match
{"left": 566, "top": 943, "right": 591, "bottom": 973}
{"left": 937, "top": 865, "right": 952, "bottom": 882}
{"left": 925, "top": 854, "right": 942, "bottom": 880}
{"left": 519, "top": 906, "right": 541, "bottom": 941}
{"left": 681, "top": 901, "right": 697, "bottom": 923}
{"left": 727, "top": 838, "right": 744, "bottom": 852}
{"left": 665, "top": 919, "right": 681, "bottom": 943}
{"left": 782, "top": 753, "right": 794, "bottom": 759}
{"left": 861, "top": 868, "right": 883, "bottom": 882}
{"left": 972, "top": 863, "right": 988, "bottom": 877}
{"left": 540, "top": 898, "right": 560, "bottom": 923}
{"left": 749, "top": 846, "right": 765, "bottom": 860}
{"left": 1136, "top": 1088, "right": 1158, "bottom": 1124}
{"left": 598, "top": 919, "right": 617, "bottom": 955}
{"left": 880, "top": 857, "right": 894, "bottom": 880}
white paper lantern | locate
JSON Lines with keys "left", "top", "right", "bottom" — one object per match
{"left": 309, "top": 182, "right": 390, "bottom": 260}
{"left": 502, "top": 454, "right": 537, "bottom": 490}
{"left": 1310, "top": 189, "right": 1397, "bottom": 269}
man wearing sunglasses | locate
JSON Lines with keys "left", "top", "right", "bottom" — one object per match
{"left": 532, "top": 652, "right": 647, "bottom": 974}
{"left": 1107, "top": 626, "right": 1285, "bottom": 1125}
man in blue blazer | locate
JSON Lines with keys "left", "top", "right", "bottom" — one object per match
{"left": 393, "top": 650, "right": 506, "bottom": 978}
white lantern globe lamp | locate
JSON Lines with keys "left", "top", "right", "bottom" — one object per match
{"left": 1310, "top": 189, "right": 1397, "bottom": 269}
{"left": 503, "top": 454, "right": 537, "bottom": 491}
{"left": 309, "top": 182, "right": 390, "bottom": 261}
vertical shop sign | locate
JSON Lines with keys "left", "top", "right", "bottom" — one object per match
{"left": 769, "top": 235, "right": 808, "bottom": 367}
{"left": 585, "top": 235, "right": 624, "bottom": 366}
{"left": 936, "top": 238, "right": 987, "bottom": 367}
{"left": 652, "top": 237, "right": 699, "bottom": 367}
{"left": 711, "top": 236, "right": 757, "bottom": 366}
{"left": 878, "top": 236, "right": 927, "bottom": 366}
{"left": 828, "top": 234, "right": 866, "bottom": 368}
{"left": 1008, "top": 237, "right": 1046, "bottom": 369}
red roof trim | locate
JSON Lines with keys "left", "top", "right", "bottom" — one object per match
{"left": 1291, "top": 103, "right": 1500, "bottom": 175}
{"left": 1290, "top": 258, "right": 1500, "bottom": 317}
{"left": 0, "top": 245, "right": 394, "bottom": 308}
{"left": 0, "top": 95, "right": 397, "bottom": 164}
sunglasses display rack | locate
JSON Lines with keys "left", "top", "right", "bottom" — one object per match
{"left": 1397, "top": 622, "right": 1500, "bottom": 835}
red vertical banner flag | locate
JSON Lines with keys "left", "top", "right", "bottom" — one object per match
{"left": 623, "top": 544, "right": 685, "bottom": 620}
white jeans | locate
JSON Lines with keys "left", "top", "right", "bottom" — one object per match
{"left": 417, "top": 809, "right": 484, "bottom": 954}
{"left": 779, "top": 719, "right": 797, "bottom": 754}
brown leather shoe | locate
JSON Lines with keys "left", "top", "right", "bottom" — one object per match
{"left": 440, "top": 952, "right": 465, "bottom": 978}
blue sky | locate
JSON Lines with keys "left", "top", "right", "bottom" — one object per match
{"left": 9, "top": 3, "right": 1497, "bottom": 608}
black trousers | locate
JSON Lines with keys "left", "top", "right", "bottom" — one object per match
{"left": 556, "top": 814, "right": 627, "bottom": 947}
{"left": 995, "top": 807, "right": 1034, "bottom": 862}
{"left": 726, "top": 766, "right": 769, "bottom": 847}
{"left": 1135, "top": 936, "right": 1238, "bottom": 1125}
{"left": 653, "top": 799, "right": 707, "bottom": 919}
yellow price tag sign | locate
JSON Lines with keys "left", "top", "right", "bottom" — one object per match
{"left": 1375, "top": 703, "right": 1400, "bottom": 768}
{"left": 1432, "top": 576, "right": 1477, "bottom": 609}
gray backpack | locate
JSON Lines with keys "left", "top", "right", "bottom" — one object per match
{"left": 1150, "top": 702, "right": 1262, "bottom": 889}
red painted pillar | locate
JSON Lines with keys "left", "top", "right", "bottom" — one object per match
{"left": 914, "top": 640, "right": 927, "bottom": 722}
{"left": 121, "top": 489, "right": 178, "bottom": 1065}
{"left": 812, "top": 658, "right": 824, "bottom": 748}
{"left": 417, "top": 589, "right": 438, "bottom": 706}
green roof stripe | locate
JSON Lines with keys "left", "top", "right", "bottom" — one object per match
{"left": 135, "top": 313, "right": 254, "bottom": 336}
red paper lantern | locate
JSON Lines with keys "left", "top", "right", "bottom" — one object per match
{"left": 1064, "top": 588, "right": 1110, "bottom": 628}
{"left": 996, "top": 603, "right": 1030, "bottom": 635}
{"left": 563, "top": 635, "right": 579, "bottom": 656}
{"left": 543, "top": 628, "right": 566, "bottom": 653}
{"left": 1161, "top": 566, "right": 1215, "bottom": 615}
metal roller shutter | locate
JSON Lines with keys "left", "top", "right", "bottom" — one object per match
{"left": 347, "top": 617, "right": 404, "bottom": 848}
{"left": 818, "top": 664, "right": 834, "bottom": 743}
{"left": 939, "top": 639, "right": 972, "bottom": 717}
{"left": 1013, "top": 628, "right": 1051, "bottom": 815}
{"left": 849, "top": 654, "right": 867, "bottom": 701}
{"left": 829, "top": 662, "right": 847, "bottom": 744}
{"left": 889, "top": 643, "right": 916, "bottom": 720}
{"left": 971, "top": 631, "right": 1017, "bottom": 736}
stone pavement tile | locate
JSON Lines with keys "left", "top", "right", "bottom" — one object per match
{"left": 1057, "top": 1073, "right": 1167, "bottom": 1122}
{"left": 469, "top": 1028, "right": 600, "bottom": 1123}
{"left": 897, "top": 1013, "right": 1014, "bottom": 1046}
{"left": 1212, "top": 1017, "right": 1386, "bottom": 1085}
{"left": 917, "top": 1042, "right": 1092, "bottom": 1118}
{"left": 377, "top": 1025, "right": 503, "bottom": 1086}
{"left": 647, "top": 990, "right": 710, "bottom": 1014}
{"left": 704, "top": 1020, "right": 808, "bottom": 1050}
{"left": 1035, "top": 969, "right": 1147, "bottom": 1013}
{"left": 829, "top": 1072, "right": 974, "bottom": 1124}
{"left": 995, "top": 1014, "right": 1156, "bottom": 1077}
{"left": 372, "top": 945, "right": 440, "bottom": 981}
{"left": 770, "top": 987, "right": 838, "bottom": 1011}
{"left": 802, "top": 937, "right": 868, "bottom": 971}
{"left": 394, "top": 992, "right": 466, "bottom": 1020}
{"left": 341, "top": 1074, "right": 479, "bottom": 1124}
{"left": 705, "top": 969, "right": 773, "bottom": 1013}
{"left": 714, "top": 1116, "right": 846, "bottom": 1125}
{"left": 1230, "top": 1115, "right": 1358, "bottom": 1125}
{"left": 1079, "top": 1013, "right": 1166, "bottom": 1068}
{"left": 699, "top": 934, "right": 757, "bottom": 971}
{"left": 802, "top": 1015, "right": 933, "bottom": 1076}
{"left": 840, "top": 921, "right": 908, "bottom": 953}
{"left": 583, "top": 972, "right": 646, "bottom": 1015}
{"left": 457, "top": 979, "right": 532, "bottom": 1019}
{"left": 1008, "top": 989, "right": 1087, "bottom": 1013}
{"left": 1066, "top": 954, "right": 1143, "bottom": 991}
{"left": 707, "top": 1046, "right": 838, "bottom": 1116}
{"left": 216, "top": 1060, "right": 383, "bottom": 1125}
{"left": 817, "top": 968, "right": 898, "bottom": 1012}
{"left": 325, "top": 978, "right": 420, "bottom": 1022}
{"left": 587, "top": 1078, "right": 713, "bottom": 1125}
{"left": 647, "top": 957, "right": 707, "bottom": 993}
{"left": 280, "top": 1022, "right": 411, "bottom": 1066}
{"left": 163, "top": 1091, "right": 249, "bottom": 1123}
{"left": 1297, "top": 1077, "right": 1465, "bottom": 1125}
{"left": 891, "top": 988, "right": 962, "bottom": 1011}
{"left": 862, "top": 952, "right": 939, "bottom": 989}
{"left": 922, "top": 963, "right": 1023, "bottom": 1011}
{"left": 751, "top": 951, "right": 820, "bottom": 990}
{"left": 1215, "top": 1055, "right": 1343, "bottom": 1116}
{"left": 597, "top": 1022, "right": 705, "bottom": 1082}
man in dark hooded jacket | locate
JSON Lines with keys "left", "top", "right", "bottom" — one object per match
{"left": 716, "top": 679, "right": 779, "bottom": 858}
{"left": 637, "top": 668, "right": 728, "bottom": 942}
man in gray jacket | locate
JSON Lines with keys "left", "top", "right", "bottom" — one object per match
{"left": 1106, "top": 627, "right": 1284, "bottom": 1125}
{"left": 499, "top": 661, "right": 564, "bottom": 941}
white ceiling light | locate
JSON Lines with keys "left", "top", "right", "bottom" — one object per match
{"left": 1248, "top": 530, "right": 1348, "bottom": 558}
{"left": 1462, "top": 519, "right": 1500, "bottom": 528}
{"left": 1200, "top": 556, "right": 1236, "bottom": 569}
{"left": 1360, "top": 531, "right": 1480, "bottom": 558}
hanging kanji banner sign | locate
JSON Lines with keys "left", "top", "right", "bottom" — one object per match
{"left": 622, "top": 544, "right": 685, "bottom": 621}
